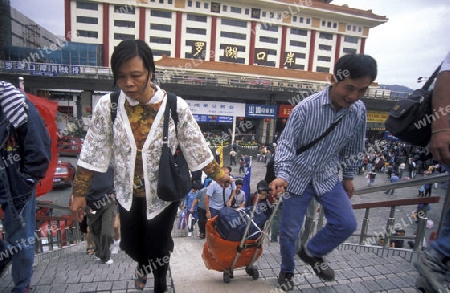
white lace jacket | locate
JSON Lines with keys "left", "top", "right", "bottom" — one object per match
{"left": 77, "top": 91, "right": 215, "bottom": 219}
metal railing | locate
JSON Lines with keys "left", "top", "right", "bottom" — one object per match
{"left": 299, "top": 173, "right": 450, "bottom": 252}
{"left": 0, "top": 60, "right": 409, "bottom": 100}
{"left": 0, "top": 201, "right": 83, "bottom": 255}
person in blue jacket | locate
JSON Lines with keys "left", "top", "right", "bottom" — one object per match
{"left": 0, "top": 81, "right": 51, "bottom": 293}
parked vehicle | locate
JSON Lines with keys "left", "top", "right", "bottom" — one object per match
{"left": 53, "top": 161, "right": 75, "bottom": 188}
{"left": 57, "top": 135, "right": 84, "bottom": 157}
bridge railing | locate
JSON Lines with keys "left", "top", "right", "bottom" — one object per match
{"left": 0, "top": 60, "right": 408, "bottom": 100}
{"left": 0, "top": 201, "right": 83, "bottom": 255}
{"left": 299, "top": 173, "right": 450, "bottom": 252}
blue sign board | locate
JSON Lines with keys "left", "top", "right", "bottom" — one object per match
{"left": 3, "top": 61, "right": 81, "bottom": 77}
{"left": 193, "top": 114, "right": 233, "bottom": 123}
{"left": 245, "top": 104, "right": 277, "bottom": 118}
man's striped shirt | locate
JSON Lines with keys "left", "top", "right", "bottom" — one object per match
{"left": 274, "top": 86, "right": 366, "bottom": 196}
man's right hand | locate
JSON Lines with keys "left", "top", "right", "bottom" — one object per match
{"left": 71, "top": 196, "right": 87, "bottom": 222}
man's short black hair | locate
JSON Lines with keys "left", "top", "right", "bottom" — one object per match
{"left": 334, "top": 53, "right": 377, "bottom": 83}
{"left": 235, "top": 179, "right": 243, "bottom": 186}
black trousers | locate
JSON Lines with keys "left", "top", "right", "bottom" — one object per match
{"left": 87, "top": 199, "right": 115, "bottom": 262}
{"left": 119, "top": 197, "right": 179, "bottom": 293}
{"left": 197, "top": 207, "right": 207, "bottom": 235}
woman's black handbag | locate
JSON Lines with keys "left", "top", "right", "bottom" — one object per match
{"left": 384, "top": 65, "right": 441, "bottom": 147}
{"left": 157, "top": 93, "right": 191, "bottom": 202}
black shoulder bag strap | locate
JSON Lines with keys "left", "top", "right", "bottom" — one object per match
{"left": 162, "top": 92, "right": 180, "bottom": 146}
{"left": 296, "top": 115, "right": 345, "bottom": 155}
{"left": 223, "top": 188, "right": 227, "bottom": 207}
{"left": 110, "top": 90, "right": 120, "bottom": 122}
{"left": 421, "top": 65, "right": 441, "bottom": 91}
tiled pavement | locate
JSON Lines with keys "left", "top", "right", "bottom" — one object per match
{"left": 1, "top": 157, "right": 446, "bottom": 292}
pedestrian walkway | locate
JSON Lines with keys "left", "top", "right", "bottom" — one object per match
{"left": 1, "top": 159, "right": 446, "bottom": 292}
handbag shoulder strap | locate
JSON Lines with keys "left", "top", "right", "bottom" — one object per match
{"left": 110, "top": 90, "right": 120, "bottom": 123}
{"left": 162, "top": 92, "right": 179, "bottom": 144}
{"left": 296, "top": 115, "right": 345, "bottom": 155}
{"left": 422, "top": 65, "right": 442, "bottom": 91}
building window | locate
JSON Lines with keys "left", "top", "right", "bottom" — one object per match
{"left": 317, "top": 55, "right": 331, "bottom": 62}
{"left": 306, "top": 18, "right": 310, "bottom": 24}
{"left": 76, "top": 1, "right": 98, "bottom": 11}
{"left": 221, "top": 18, "right": 247, "bottom": 28}
{"left": 77, "top": 30, "right": 98, "bottom": 38}
{"left": 327, "top": 21, "right": 332, "bottom": 28}
{"left": 319, "top": 32, "right": 333, "bottom": 40}
{"left": 150, "top": 23, "right": 171, "bottom": 32}
{"left": 316, "top": 66, "right": 329, "bottom": 73}
{"left": 231, "top": 6, "right": 241, "bottom": 13}
{"left": 347, "top": 24, "right": 351, "bottom": 31}
{"left": 114, "top": 20, "right": 135, "bottom": 28}
{"left": 261, "top": 24, "right": 278, "bottom": 32}
{"left": 318, "top": 44, "right": 332, "bottom": 51}
{"left": 245, "top": 8, "right": 249, "bottom": 15}
{"left": 269, "top": 12, "right": 274, "bottom": 18}
{"left": 151, "top": 10, "right": 172, "bottom": 18}
{"left": 343, "top": 47, "right": 357, "bottom": 54}
{"left": 358, "top": 27, "right": 362, "bottom": 32}
{"left": 223, "top": 5, "right": 227, "bottom": 12}
{"left": 188, "top": 0, "right": 192, "bottom": 7}
{"left": 196, "top": 1, "right": 200, "bottom": 8}
{"left": 353, "top": 25, "right": 356, "bottom": 32}
{"left": 150, "top": 36, "right": 172, "bottom": 44}
{"left": 114, "top": 33, "right": 135, "bottom": 40}
{"left": 187, "top": 14, "right": 207, "bottom": 22}
{"left": 77, "top": 16, "right": 98, "bottom": 24}
{"left": 186, "top": 27, "right": 207, "bottom": 35}
{"left": 290, "top": 40, "right": 306, "bottom": 48}
{"left": 160, "top": 0, "right": 164, "bottom": 4}
{"left": 114, "top": 5, "right": 135, "bottom": 14}
{"left": 204, "top": 3, "right": 208, "bottom": 9}
{"left": 291, "top": 28, "right": 307, "bottom": 36}
{"left": 220, "top": 31, "right": 246, "bottom": 40}
{"left": 259, "top": 36, "right": 278, "bottom": 44}
{"left": 262, "top": 11, "right": 266, "bottom": 17}
{"left": 344, "top": 36, "right": 358, "bottom": 44}
{"left": 322, "top": 20, "right": 326, "bottom": 26}
{"left": 293, "top": 16, "right": 297, "bottom": 22}
{"left": 168, "top": 0, "right": 173, "bottom": 4}
{"left": 152, "top": 49, "right": 172, "bottom": 57}
{"left": 333, "top": 23, "right": 337, "bottom": 29}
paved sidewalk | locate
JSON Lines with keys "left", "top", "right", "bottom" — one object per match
{"left": 0, "top": 159, "right": 446, "bottom": 292}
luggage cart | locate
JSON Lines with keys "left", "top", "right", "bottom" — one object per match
{"left": 202, "top": 191, "right": 283, "bottom": 283}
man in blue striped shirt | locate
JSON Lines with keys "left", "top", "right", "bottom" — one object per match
{"left": 272, "top": 54, "right": 377, "bottom": 290}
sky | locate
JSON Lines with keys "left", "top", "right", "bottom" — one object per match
{"left": 9, "top": 0, "right": 450, "bottom": 90}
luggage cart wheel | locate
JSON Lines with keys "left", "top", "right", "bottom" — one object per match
{"left": 252, "top": 269, "right": 259, "bottom": 280}
{"left": 223, "top": 272, "right": 230, "bottom": 284}
{"left": 245, "top": 266, "right": 253, "bottom": 276}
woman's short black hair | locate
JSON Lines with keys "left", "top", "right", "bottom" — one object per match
{"left": 334, "top": 54, "right": 377, "bottom": 83}
{"left": 110, "top": 40, "right": 156, "bottom": 86}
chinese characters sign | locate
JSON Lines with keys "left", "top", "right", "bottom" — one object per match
{"left": 192, "top": 41, "right": 206, "bottom": 59}
{"left": 246, "top": 104, "right": 278, "bottom": 118}
{"left": 223, "top": 45, "right": 238, "bottom": 62}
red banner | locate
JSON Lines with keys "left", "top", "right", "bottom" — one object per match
{"left": 278, "top": 104, "right": 294, "bottom": 118}
{"left": 27, "top": 93, "right": 58, "bottom": 197}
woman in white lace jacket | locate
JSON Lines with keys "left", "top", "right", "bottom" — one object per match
{"left": 71, "top": 40, "right": 230, "bottom": 292}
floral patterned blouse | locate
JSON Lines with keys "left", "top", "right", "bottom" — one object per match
{"left": 72, "top": 89, "right": 224, "bottom": 219}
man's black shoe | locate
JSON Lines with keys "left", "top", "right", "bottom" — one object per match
{"left": 298, "top": 245, "right": 335, "bottom": 281}
{"left": 278, "top": 271, "right": 294, "bottom": 291}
